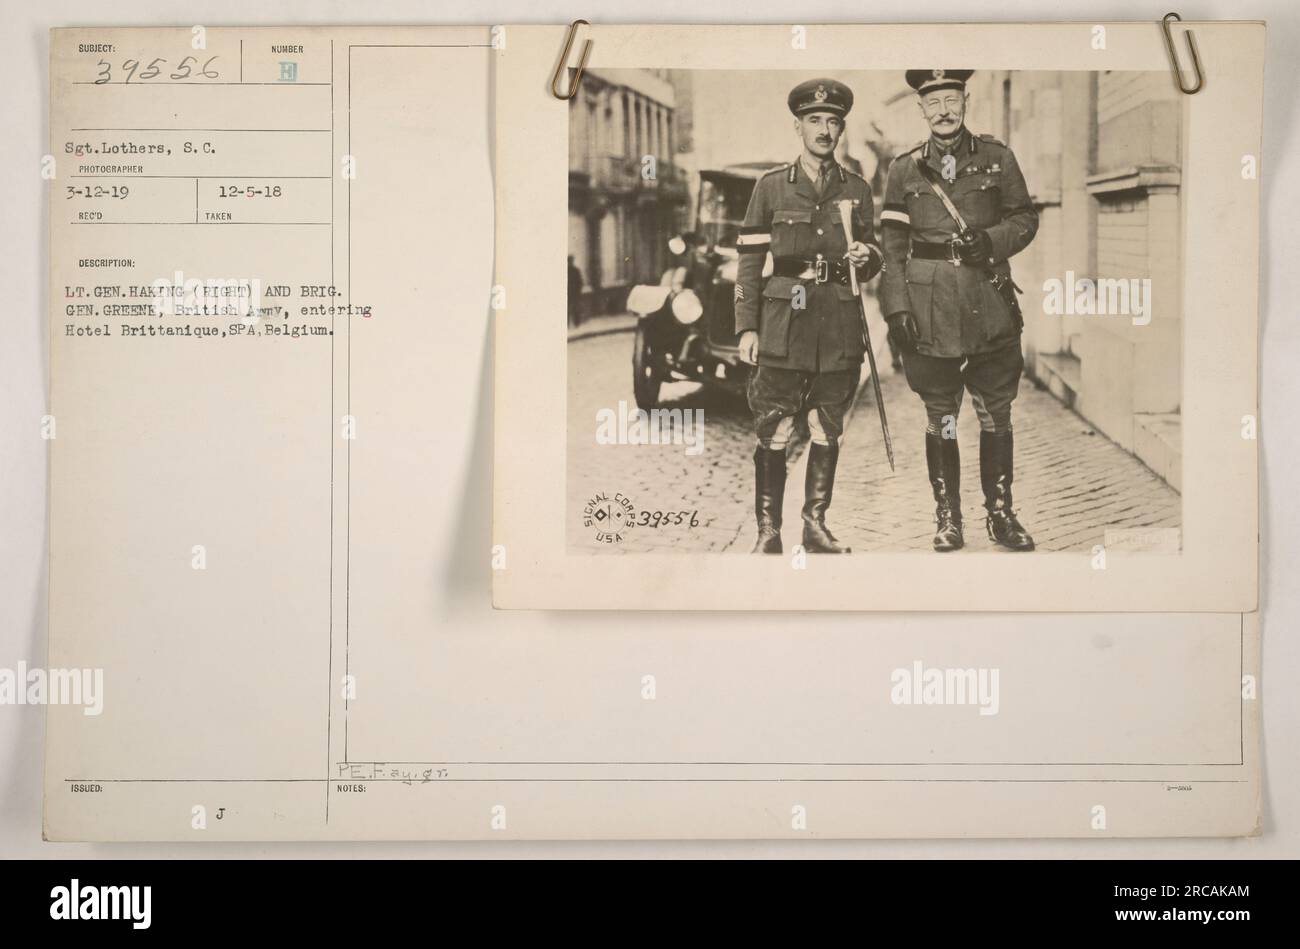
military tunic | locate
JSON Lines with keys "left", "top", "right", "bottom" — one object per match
{"left": 879, "top": 130, "right": 1037, "bottom": 359}
{"left": 734, "top": 159, "right": 876, "bottom": 373}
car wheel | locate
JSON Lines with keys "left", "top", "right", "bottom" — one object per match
{"left": 632, "top": 324, "right": 662, "bottom": 410}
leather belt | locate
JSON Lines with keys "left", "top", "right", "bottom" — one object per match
{"left": 910, "top": 240, "right": 965, "bottom": 264}
{"left": 772, "top": 254, "right": 851, "bottom": 285}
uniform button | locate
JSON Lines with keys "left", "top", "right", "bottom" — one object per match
{"left": 816, "top": 228, "right": 824, "bottom": 235}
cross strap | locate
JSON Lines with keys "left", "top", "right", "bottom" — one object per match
{"left": 913, "top": 159, "right": 971, "bottom": 234}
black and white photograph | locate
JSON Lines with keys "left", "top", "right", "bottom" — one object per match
{"left": 567, "top": 68, "right": 1184, "bottom": 555}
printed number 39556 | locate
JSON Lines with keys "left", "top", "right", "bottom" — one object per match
{"left": 636, "top": 510, "right": 700, "bottom": 528}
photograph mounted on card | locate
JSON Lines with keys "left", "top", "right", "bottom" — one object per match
{"left": 492, "top": 22, "right": 1261, "bottom": 611}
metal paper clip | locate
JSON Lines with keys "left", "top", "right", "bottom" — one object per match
{"left": 551, "top": 20, "right": 592, "bottom": 100}
{"left": 1161, "top": 13, "right": 1204, "bottom": 95}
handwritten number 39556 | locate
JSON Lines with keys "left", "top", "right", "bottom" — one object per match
{"left": 95, "top": 56, "right": 220, "bottom": 84}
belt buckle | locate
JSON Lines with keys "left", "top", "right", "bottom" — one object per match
{"left": 813, "top": 255, "right": 829, "bottom": 284}
{"left": 947, "top": 239, "right": 963, "bottom": 267}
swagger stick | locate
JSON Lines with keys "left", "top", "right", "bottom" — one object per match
{"left": 838, "top": 200, "right": 895, "bottom": 472}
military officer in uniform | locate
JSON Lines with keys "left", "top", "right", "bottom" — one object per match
{"left": 880, "top": 69, "right": 1039, "bottom": 552}
{"left": 735, "top": 78, "right": 883, "bottom": 554}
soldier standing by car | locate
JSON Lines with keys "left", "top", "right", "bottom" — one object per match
{"left": 880, "top": 69, "right": 1039, "bottom": 552}
{"left": 735, "top": 78, "right": 883, "bottom": 554}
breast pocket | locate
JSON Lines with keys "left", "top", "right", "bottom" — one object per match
{"left": 770, "top": 209, "right": 814, "bottom": 258}
{"left": 959, "top": 176, "right": 1001, "bottom": 228}
{"left": 904, "top": 188, "right": 948, "bottom": 234}
{"left": 830, "top": 207, "right": 866, "bottom": 250}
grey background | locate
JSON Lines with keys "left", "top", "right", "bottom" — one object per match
{"left": 1, "top": 0, "right": 1294, "bottom": 857}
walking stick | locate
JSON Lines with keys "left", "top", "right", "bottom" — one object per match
{"left": 837, "top": 200, "right": 895, "bottom": 472}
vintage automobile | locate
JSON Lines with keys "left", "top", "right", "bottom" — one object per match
{"left": 625, "top": 162, "right": 784, "bottom": 410}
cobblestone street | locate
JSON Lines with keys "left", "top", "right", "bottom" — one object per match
{"left": 567, "top": 329, "right": 757, "bottom": 553}
{"left": 567, "top": 325, "right": 1181, "bottom": 555}
{"left": 829, "top": 364, "right": 1182, "bottom": 553}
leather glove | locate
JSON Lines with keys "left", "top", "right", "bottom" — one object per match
{"left": 886, "top": 312, "right": 919, "bottom": 354}
{"left": 955, "top": 228, "right": 994, "bottom": 265}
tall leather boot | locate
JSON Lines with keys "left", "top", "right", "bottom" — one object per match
{"left": 925, "top": 432, "right": 964, "bottom": 551}
{"left": 980, "top": 430, "right": 1035, "bottom": 551}
{"left": 751, "top": 445, "right": 786, "bottom": 554}
{"left": 802, "top": 442, "right": 851, "bottom": 554}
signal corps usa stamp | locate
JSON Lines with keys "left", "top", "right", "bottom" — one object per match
{"left": 583, "top": 491, "right": 637, "bottom": 544}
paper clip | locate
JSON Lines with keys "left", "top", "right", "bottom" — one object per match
{"left": 1161, "top": 13, "right": 1204, "bottom": 95}
{"left": 551, "top": 20, "right": 591, "bottom": 100}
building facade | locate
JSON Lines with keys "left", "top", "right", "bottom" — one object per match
{"left": 568, "top": 68, "right": 690, "bottom": 318}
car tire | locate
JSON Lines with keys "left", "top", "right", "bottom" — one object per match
{"left": 632, "top": 323, "right": 662, "bottom": 411}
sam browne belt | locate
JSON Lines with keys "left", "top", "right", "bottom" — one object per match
{"left": 771, "top": 254, "right": 853, "bottom": 285}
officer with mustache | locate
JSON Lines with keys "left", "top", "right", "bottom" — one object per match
{"left": 734, "top": 78, "right": 883, "bottom": 554}
{"left": 880, "top": 69, "right": 1039, "bottom": 552}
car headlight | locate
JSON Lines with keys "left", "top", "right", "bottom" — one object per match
{"left": 671, "top": 289, "right": 704, "bottom": 324}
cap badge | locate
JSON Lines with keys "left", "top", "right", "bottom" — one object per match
{"left": 814, "top": 84, "right": 828, "bottom": 102}
{"left": 932, "top": 69, "right": 945, "bottom": 79}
